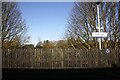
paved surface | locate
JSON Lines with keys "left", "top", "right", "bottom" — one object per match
{"left": 2, "top": 68, "right": 120, "bottom": 80}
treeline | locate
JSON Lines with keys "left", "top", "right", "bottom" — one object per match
{"left": 35, "top": 39, "right": 120, "bottom": 49}
{"left": 3, "top": 39, "right": 120, "bottom": 49}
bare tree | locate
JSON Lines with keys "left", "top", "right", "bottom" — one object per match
{"left": 2, "top": 2, "right": 29, "bottom": 48}
{"left": 66, "top": 2, "right": 120, "bottom": 49}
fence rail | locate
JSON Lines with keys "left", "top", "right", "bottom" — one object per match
{"left": 2, "top": 48, "right": 120, "bottom": 69}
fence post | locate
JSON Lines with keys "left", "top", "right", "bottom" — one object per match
{"left": 51, "top": 49, "right": 53, "bottom": 69}
{"left": 118, "top": 49, "right": 120, "bottom": 67}
{"left": 97, "top": 49, "right": 101, "bottom": 68}
{"left": 61, "top": 49, "right": 63, "bottom": 69}
{"left": 88, "top": 49, "right": 91, "bottom": 68}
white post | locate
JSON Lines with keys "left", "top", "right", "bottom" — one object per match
{"left": 97, "top": 4, "right": 101, "bottom": 50}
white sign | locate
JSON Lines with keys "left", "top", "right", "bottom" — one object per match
{"left": 106, "top": 49, "right": 110, "bottom": 53}
{"left": 92, "top": 32, "right": 107, "bottom": 38}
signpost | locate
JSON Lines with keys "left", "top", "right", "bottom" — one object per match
{"left": 92, "top": 2, "right": 108, "bottom": 50}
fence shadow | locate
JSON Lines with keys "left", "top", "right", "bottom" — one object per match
{"left": 2, "top": 68, "right": 120, "bottom": 80}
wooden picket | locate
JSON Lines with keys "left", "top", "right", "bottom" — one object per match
{"left": 2, "top": 48, "right": 120, "bottom": 69}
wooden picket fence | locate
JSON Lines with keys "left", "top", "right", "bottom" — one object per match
{"left": 2, "top": 48, "right": 120, "bottom": 69}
